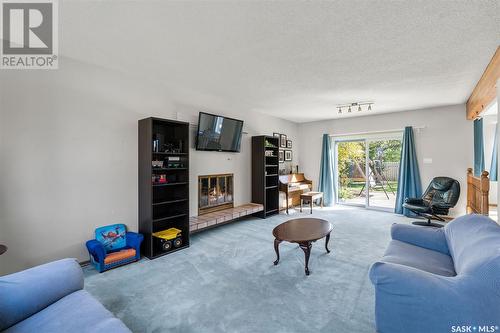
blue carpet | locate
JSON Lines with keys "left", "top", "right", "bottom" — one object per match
{"left": 83, "top": 206, "right": 412, "bottom": 333}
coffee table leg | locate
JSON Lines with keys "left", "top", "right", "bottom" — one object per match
{"left": 273, "top": 239, "right": 282, "bottom": 265}
{"left": 299, "top": 242, "right": 312, "bottom": 275}
{"left": 325, "top": 232, "right": 331, "bottom": 253}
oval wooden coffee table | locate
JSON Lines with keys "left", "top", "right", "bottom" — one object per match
{"left": 272, "top": 218, "right": 332, "bottom": 275}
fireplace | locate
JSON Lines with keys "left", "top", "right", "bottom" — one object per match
{"left": 198, "top": 173, "right": 234, "bottom": 215}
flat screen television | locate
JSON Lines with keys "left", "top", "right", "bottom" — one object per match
{"left": 196, "top": 112, "right": 244, "bottom": 152}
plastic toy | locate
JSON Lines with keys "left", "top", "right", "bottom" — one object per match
{"left": 152, "top": 228, "right": 182, "bottom": 251}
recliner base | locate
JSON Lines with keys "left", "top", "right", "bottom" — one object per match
{"left": 412, "top": 221, "right": 444, "bottom": 228}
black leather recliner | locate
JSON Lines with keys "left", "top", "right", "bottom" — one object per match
{"left": 403, "top": 177, "right": 460, "bottom": 228}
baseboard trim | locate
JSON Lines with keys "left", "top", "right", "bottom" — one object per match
{"left": 80, "top": 260, "right": 90, "bottom": 267}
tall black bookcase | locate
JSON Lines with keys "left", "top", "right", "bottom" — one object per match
{"left": 251, "top": 135, "right": 279, "bottom": 218}
{"left": 138, "top": 117, "right": 190, "bottom": 259}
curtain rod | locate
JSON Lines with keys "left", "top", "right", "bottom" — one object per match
{"left": 329, "top": 126, "right": 426, "bottom": 138}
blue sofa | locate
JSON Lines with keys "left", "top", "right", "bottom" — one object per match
{"left": 369, "top": 214, "right": 500, "bottom": 333}
{"left": 0, "top": 258, "right": 131, "bottom": 333}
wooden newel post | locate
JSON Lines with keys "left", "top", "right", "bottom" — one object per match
{"left": 467, "top": 168, "right": 473, "bottom": 214}
{"left": 467, "top": 168, "right": 490, "bottom": 215}
{"left": 480, "top": 171, "right": 490, "bottom": 216}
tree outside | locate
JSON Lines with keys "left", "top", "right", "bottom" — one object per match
{"left": 337, "top": 139, "right": 401, "bottom": 202}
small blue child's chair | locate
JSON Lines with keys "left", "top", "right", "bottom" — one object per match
{"left": 86, "top": 224, "right": 143, "bottom": 273}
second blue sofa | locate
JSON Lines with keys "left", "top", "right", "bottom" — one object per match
{"left": 369, "top": 214, "right": 500, "bottom": 333}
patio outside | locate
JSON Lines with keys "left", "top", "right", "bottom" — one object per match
{"left": 337, "top": 139, "right": 401, "bottom": 210}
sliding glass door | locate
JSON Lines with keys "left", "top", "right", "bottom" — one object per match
{"left": 336, "top": 140, "right": 367, "bottom": 206}
{"left": 335, "top": 133, "right": 402, "bottom": 211}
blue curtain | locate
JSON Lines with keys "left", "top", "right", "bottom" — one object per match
{"left": 318, "top": 134, "right": 335, "bottom": 206}
{"left": 490, "top": 124, "right": 498, "bottom": 181}
{"left": 474, "top": 118, "right": 485, "bottom": 177}
{"left": 395, "top": 127, "right": 422, "bottom": 216}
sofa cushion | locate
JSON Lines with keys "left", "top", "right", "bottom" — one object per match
{"left": 382, "top": 240, "right": 456, "bottom": 277}
{"left": 0, "top": 259, "right": 83, "bottom": 331}
{"left": 104, "top": 248, "right": 136, "bottom": 265}
{"left": 4, "top": 290, "right": 131, "bottom": 333}
{"left": 444, "top": 214, "right": 500, "bottom": 274}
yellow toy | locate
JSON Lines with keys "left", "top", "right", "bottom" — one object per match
{"left": 152, "top": 228, "right": 182, "bottom": 251}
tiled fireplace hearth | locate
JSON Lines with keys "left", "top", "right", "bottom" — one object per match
{"left": 198, "top": 173, "right": 234, "bottom": 215}
{"left": 192, "top": 173, "right": 263, "bottom": 233}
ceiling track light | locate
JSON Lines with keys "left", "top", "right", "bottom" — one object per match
{"left": 336, "top": 102, "right": 374, "bottom": 115}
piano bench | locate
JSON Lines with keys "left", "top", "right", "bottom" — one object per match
{"left": 300, "top": 192, "right": 324, "bottom": 214}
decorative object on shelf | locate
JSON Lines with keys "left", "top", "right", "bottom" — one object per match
{"left": 152, "top": 228, "right": 182, "bottom": 252}
{"left": 285, "top": 150, "right": 293, "bottom": 161}
{"left": 152, "top": 160, "right": 164, "bottom": 168}
{"left": 265, "top": 139, "right": 277, "bottom": 148}
{"left": 161, "top": 140, "right": 183, "bottom": 153}
{"left": 153, "top": 133, "right": 164, "bottom": 152}
{"left": 279, "top": 150, "right": 285, "bottom": 163}
{"left": 152, "top": 174, "right": 167, "bottom": 184}
{"left": 165, "top": 156, "right": 184, "bottom": 168}
{"left": 280, "top": 134, "right": 287, "bottom": 148}
{"left": 295, "top": 165, "right": 299, "bottom": 173}
{"left": 286, "top": 140, "right": 292, "bottom": 148}
{"left": 337, "top": 102, "right": 374, "bottom": 115}
{"left": 273, "top": 132, "right": 280, "bottom": 139}
{"left": 85, "top": 224, "right": 143, "bottom": 273}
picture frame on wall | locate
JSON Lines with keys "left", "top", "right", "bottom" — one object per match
{"left": 279, "top": 150, "right": 285, "bottom": 163}
{"left": 280, "top": 134, "right": 287, "bottom": 148}
{"left": 284, "top": 150, "right": 292, "bottom": 161}
{"left": 286, "top": 140, "right": 292, "bottom": 148}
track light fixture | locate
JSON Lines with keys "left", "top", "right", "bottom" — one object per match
{"left": 336, "top": 102, "right": 374, "bottom": 115}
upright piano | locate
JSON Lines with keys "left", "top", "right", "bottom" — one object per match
{"left": 278, "top": 173, "right": 313, "bottom": 214}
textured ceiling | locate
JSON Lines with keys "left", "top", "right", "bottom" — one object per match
{"left": 60, "top": 1, "right": 499, "bottom": 122}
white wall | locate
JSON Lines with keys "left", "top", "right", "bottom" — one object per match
{"left": 0, "top": 58, "right": 298, "bottom": 275}
{"left": 298, "top": 104, "right": 472, "bottom": 217}
{"left": 482, "top": 113, "right": 497, "bottom": 204}
{"left": 497, "top": 79, "right": 500, "bottom": 218}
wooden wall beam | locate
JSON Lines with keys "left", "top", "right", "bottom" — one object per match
{"left": 466, "top": 47, "right": 500, "bottom": 120}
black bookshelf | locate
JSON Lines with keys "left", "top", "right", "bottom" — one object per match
{"left": 252, "top": 136, "right": 279, "bottom": 218}
{"left": 138, "top": 117, "right": 190, "bottom": 259}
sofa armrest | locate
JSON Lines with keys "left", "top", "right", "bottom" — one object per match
{"left": 86, "top": 239, "right": 106, "bottom": 263}
{"left": 126, "top": 232, "right": 143, "bottom": 253}
{"left": 391, "top": 223, "right": 449, "bottom": 255}
{"left": 0, "top": 258, "right": 84, "bottom": 331}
